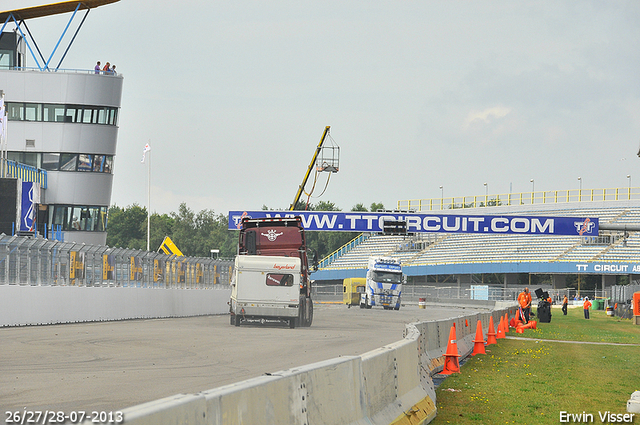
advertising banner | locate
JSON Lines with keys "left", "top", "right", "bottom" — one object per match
{"left": 102, "top": 254, "right": 115, "bottom": 280}
{"left": 195, "top": 263, "right": 203, "bottom": 284}
{"left": 17, "top": 181, "right": 40, "bottom": 232}
{"left": 228, "top": 210, "right": 599, "bottom": 236}
{"left": 154, "top": 259, "right": 164, "bottom": 283}
{"left": 130, "top": 257, "right": 143, "bottom": 281}
{"left": 177, "top": 261, "right": 186, "bottom": 283}
{"left": 69, "top": 251, "right": 85, "bottom": 285}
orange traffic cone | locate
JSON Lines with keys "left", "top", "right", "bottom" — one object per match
{"left": 472, "top": 320, "right": 486, "bottom": 356}
{"left": 514, "top": 311, "right": 522, "bottom": 328}
{"left": 496, "top": 316, "right": 505, "bottom": 339}
{"left": 465, "top": 319, "right": 469, "bottom": 327}
{"left": 518, "top": 320, "right": 537, "bottom": 330}
{"left": 441, "top": 324, "right": 460, "bottom": 374}
{"left": 486, "top": 316, "right": 497, "bottom": 345}
{"left": 503, "top": 313, "right": 509, "bottom": 333}
{"left": 509, "top": 316, "right": 516, "bottom": 328}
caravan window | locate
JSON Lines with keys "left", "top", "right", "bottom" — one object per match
{"left": 266, "top": 273, "right": 294, "bottom": 287}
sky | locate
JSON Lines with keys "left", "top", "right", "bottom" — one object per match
{"left": 5, "top": 1, "right": 640, "bottom": 216}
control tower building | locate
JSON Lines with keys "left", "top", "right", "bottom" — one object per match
{"left": 0, "top": 0, "right": 122, "bottom": 245}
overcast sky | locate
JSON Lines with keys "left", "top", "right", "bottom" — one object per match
{"left": 5, "top": 1, "right": 640, "bottom": 215}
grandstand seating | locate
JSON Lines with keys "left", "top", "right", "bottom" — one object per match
{"left": 319, "top": 204, "right": 640, "bottom": 271}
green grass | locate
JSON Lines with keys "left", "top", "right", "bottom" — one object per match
{"left": 432, "top": 308, "right": 640, "bottom": 425}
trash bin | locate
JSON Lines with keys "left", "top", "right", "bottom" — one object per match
{"left": 537, "top": 299, "right": 552, "bottom": 323}
{"left": 592, "top": 299, "right": 601, "bottom": 310}
{"left": 419, "top": 298, "right": 426, "bottom": 309}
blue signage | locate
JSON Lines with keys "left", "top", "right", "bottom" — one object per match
{"left": 373, "top": 263, "right": 402, "bottom": 272}
{"left": 19, "top": 182, "right": 37, "bottom": 232}
{"left": 229, "top": 211, "right": 599, "bottom": 236}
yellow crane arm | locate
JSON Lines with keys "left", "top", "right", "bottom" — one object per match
{"left": 289, "top": 126, "right": 330, "bottom": 211}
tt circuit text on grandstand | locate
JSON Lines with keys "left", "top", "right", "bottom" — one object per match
{"left": 228, "top": 211, "right": 599, "bottom": 236}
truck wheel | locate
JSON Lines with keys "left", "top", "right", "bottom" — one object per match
{"left": 298, "top": 296, "right": 306, "bottom": 326}
{"left": 289, "top": 318, "right": 296, "bottom": 329}
{"left": 305, "top": 298, "right": 314, "bottom": 327}
{"left": 394, "top": 306, "right": 400, "bottom": 311}
{"left": 234, "top": 315, "right": 241, "bottom": 327}
{"left": 230, "top": 314, "right": 234, "bottom": 325}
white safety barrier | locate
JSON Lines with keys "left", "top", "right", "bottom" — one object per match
{"left": 0, "top": 285, "right": 232, "bottom": 326}
{"left": 86, "top": 302, "right": 517, "bottom": 425}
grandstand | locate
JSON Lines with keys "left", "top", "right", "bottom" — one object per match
{"left": 312, "top": 191, "right": 640, "bottom": 294}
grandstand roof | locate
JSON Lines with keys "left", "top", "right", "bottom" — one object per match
{"left": 0, "top": 0, "right": 119, "bottom": 22}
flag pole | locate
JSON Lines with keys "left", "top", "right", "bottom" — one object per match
{"left": 147, "top": 140, "right": 151, "bottom": 252}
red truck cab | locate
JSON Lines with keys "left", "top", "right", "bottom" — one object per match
{"left": 237, "top": 217, "right": 315, "bottom": 326}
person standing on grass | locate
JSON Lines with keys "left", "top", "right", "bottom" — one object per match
{"left": 583, "top": 296, "right": 592, "bottom": 319}
{"left": 562, "top": 295, "right": 568, "bottom": 315}
{"left": 518, "top": 287, "right": 532, "bottom": 323}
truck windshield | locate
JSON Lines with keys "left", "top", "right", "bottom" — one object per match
{"left": 372, "top": 271, "right": 402, "bottom": 284}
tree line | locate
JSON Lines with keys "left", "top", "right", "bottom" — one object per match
{"left": 106, "top": 201, "right": 385, "bottom": 259}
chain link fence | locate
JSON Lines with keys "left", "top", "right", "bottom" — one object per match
{"left": 0, "top": 234, "right": 233, "bottom": 288}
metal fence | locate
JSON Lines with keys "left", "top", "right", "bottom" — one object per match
{"left": 313, "top": 283, "right": 619, "bottom": 304}
{"left": 0, "top": 234, "right": 233, "bottom": 288}
{"left": 398, "top": 186, "right": 640, "bottom": 212}
{"left": 611, "top": 284, "right": 640, "bottom": 303}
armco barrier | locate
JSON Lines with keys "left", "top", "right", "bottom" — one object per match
{"left": 84, "top": 301, "right": 517, "bottom": 425}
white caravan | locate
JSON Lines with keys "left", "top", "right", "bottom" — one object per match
{"left": 230, "top": 255, "right": 301, "bottom": 328}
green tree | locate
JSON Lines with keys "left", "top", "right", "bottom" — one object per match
{"left": 168, "top": 203, "right": 237, "bottom": 257}
{"left": 149, "top": 212, "right": 174, "bottom": 252}
{"left": 370, "top": 202, "right": 385, "bottom": 212}
{"left": 106, "top": 204, "right": 147, "bottom": 249}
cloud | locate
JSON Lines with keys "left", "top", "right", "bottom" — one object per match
{"left": 464, "top": 106, "right": 512, "bottom": 128}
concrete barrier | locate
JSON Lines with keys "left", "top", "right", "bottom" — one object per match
{"left": 0, "top": 285, "right": 232, "bottom": 326}
{"left": 85, "top": 302, "right": 516, "bottom": 425}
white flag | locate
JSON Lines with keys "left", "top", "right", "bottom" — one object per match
{"left": 141, "top": 143, "right": 151, "bottom": 163}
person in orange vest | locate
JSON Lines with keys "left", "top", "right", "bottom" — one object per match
{"left": 562, "top": 295, "right": 568, "bottom": 315}
{"left": 583, "top": 296, "right": 592, "bottom": 319}
{"left": 518, "top": 287, "right": 532, "bottom": 323}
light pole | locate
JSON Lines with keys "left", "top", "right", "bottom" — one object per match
{"left": 484, "top": 182, "right": 488, "bottom": 206}
{"left": 440, "top": 185, "right": 443, "bottom": 198}
{"left": 578, "top": 176, "right": 582, "bottom": 201}
{"left": 627, "top": 175, "right": 631, "bottom": 199}
{"left": 530, "top": 179, "right": 534, "bottom": 203}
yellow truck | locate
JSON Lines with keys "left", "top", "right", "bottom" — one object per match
{"left": 343, "top": 278, "right": 366, "bottom": 307}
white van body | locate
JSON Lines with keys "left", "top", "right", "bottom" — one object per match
{"left": 230, "top": 255, "right": 301, "bottom": 327}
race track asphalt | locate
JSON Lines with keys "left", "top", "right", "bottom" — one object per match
{"left": 1, "top": 303, "right": 472, "bottom": 414}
